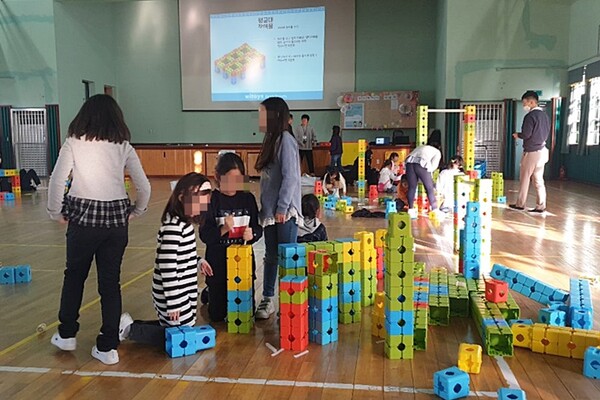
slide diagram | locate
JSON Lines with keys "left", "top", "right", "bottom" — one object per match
{"left": 214, "top": 43, "right": 266, "bottom": 85}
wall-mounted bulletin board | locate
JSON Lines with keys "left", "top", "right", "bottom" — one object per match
{"left": 338, "top": 90, "right": 419, "bottom": 130}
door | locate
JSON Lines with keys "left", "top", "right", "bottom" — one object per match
{"left": 10, "top": 108, "right": 48, "bottom": 176}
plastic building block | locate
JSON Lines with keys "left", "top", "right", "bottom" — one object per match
{"left": 485, "top": 279, "right": 508, "bottom": 303}
{"left": 0, "top": 267, "right": 15, "bottom": 285}
{"left": 538, "top": 308, "right": 566, "bottom": 326}
{"left": 497, "top": 388, "right": 527, "bottom": 399}
{"left": 511, "top": 321, "right": 533, "bottom": 348}
{"left": 13, "top": 265, "right": 32, "bottom": 284}
{"left": 165, "top": 326, "right": 197, "bottom": 358}
{"left": 194, "top": 325, "right": 216, "bottom": 350}
{"left": 458, "top": 343, "right": 482, "bottom": 374}
{"left": 583, "top": 346, "right": 600, "bottom": 379}
{"left": 433, "top": 366, "right": 470, "bottom": 400}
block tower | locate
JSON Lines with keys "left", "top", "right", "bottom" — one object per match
{"left": 314, "top": 180, "right": 323, "bottom": 202}
{"left": 278, "top": 243, "right": 307, "bottom": 278}
{"left": 415, "top": 105, "right": 429, "bottom": 214}
{"left": 280, "top": 275, "right": 309, "bottom": 351}
{"left": 459, "top": 202, "right": 482, "bottom": 279}
{"left": 354, "top": 231, "right": 377, "bottom": 306}
{"left": 491, "top": 172, "right": 506, "bottom": 203}
{"left": 226, "top": 245, "right": 254, "bottom": 333}
{"left": 357, "top": 139, "right": 367, "bottom": 200}
{"left": 384, "top": 212, "right": 415, "bottom": 359}
{"left": 463, "top": 106, "right": 476, "bottom": 172}
{"left": 375, "top": 228, "right": 386, "bottom": 285}
{"left": 308, "top": 250, "right": 339, "bottom": 345}
{"left": 0, "top": 169, "right": 21, "bottom": 201}
{"left": 336, "top": 238, "right": 362, "bottom": 324}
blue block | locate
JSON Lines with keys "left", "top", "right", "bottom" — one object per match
{"left": 549, "top": 289, "right": 569, "bottom": 303}
{"left": 530, "top": 291, "right": 543, "bottom": 303}
{"left": 5, "top": 193, "right": 15, "bottom": 200}
{"left": 356, "top": 180, "right": 365, "bottom": 189}
{"left": 278, "top": 243, "right": 306, "bottom": 259}
{"left": 309, "top": 297, "right": 333, "bottom": 313}
{"left": 463, "top": 260, "right": 480, "bottom": 279}
{"left": 584, "top": 346, "right": 600, "bottom": 379}
{"left": 384, "top": 311, "right": 414, "bottom": 335}
{"left": 278, "top": 255, "right": 307, "bottom": 269}
{"left": 324, "top": 201, "right": 336, "bottom": 210}
{"left": 179, "top": 326, "right": 198, "bottom": 356}
{"left": 433, "top": 366, "right": 470, "bottom": 400}
{"left": 385, "top": 202, "right": 397, "bottom": 214}
{"left": 496, "top": 196, "right": 507, "bottom": 204}
{"left": 0, "top": 169, "right": 4, "bottom": 177}
{"left": 508, "top": 319, "right": 533, "bottom": 327}
{"left": 14, "top": 265, "right": 31, "bottom": 283}
{"left": 165, "top": 327, "right": 187, "bottom": 358}
{"left": 0, "top": 267, "right": 15, "bottom": 285}
{"left": 570, "top": 307, "right": 594, "bottom": 330}
{"left": 193, "top": 325, "right": 216, "bottom": 350}
{"left": 491, "top": 264, "right": 508, "bottom": 280}
{"left": 497, "top": 388, "right": 526, "bottom": 399}
{"left": 465, "top": 201, "right": 480, "bottom": 215}
{"left": 538, "top": 308, "right": 567, "bottom": 326}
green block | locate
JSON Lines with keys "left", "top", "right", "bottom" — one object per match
{"left": 450, "top": 295, "right": 470, "bottom": 317}
{"left": 227, "top": 311, "right": 253, "bottom": 334}
{"left": 485, "top": 326, "right": 514, "bottom": 357}
{"left": 414, "top": 262, "right": 426, "bottom": 274}
{"left": 361, "top": 291, "right": 375, "bottom": 307}
{"left": 340, "top": 301, "right": 361, "bottom": 314}
{"left": 280, "top": 288, "right": 307, "bottom": 305}
{"left": 384, "top": 335, "right": 414, "bottom": 359}
{"left": 414, "top": 327, "right": 427, "bottom": 350}
{"left": 415, "top": 311, "right": 429, "bottom": 328}
{"left": 387, "top": 213, "right": 412, "bottom": 236}
{"left": 384, "top": 267, "right": 415, "bottom": 288}
{"left": 384, "top": 292, "right": 414, "bottom": 312}
{"left": 429, "top": 303, "right": 450, "bottom": 326}
{"left": 339, "top": 310, "right": 361, "bottom": 324}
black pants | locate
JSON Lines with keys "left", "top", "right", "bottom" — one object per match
{"left": 58, "top": 223, "right": 128, "bottom": 351}
{"left": 129, "top": 320, "right": 165, "bottom": 347}
{"left": 300, "top": 150, "right": 314, "bottom": 174}
{"left": 406, "top": 162, "right": 437, "bottom": 209}
{"left": 20, "top": 168, "right": 41, "bottom": 191}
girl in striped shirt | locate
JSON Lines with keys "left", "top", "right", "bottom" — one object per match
{"left": 118, "top": 173, "right": 213, "bottom": 348}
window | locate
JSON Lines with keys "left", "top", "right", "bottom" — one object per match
{"left": 567, "top": 82, "right": 585, "bottom": 145}
{"left": 587, "top": 77, "right": 600, "bottom": 146}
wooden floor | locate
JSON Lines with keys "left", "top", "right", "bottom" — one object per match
{"left": 0, "top": 178, "right": 599, "bottom": 399}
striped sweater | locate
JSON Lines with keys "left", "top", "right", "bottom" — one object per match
{"left": 152, "top": 214, "right": 199, "bottom": 327}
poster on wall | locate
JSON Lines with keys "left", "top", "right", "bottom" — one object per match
{"left": 343, "top": 103, "right": 364, "bottom": 129}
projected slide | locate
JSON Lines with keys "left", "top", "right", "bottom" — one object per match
{"left": 210, "top": 7, "right": 325, "bottom": 102}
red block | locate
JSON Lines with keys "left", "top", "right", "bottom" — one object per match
{"left": 466, "top": 170, "right": 478, "bottom": 179}
{"left": 314, "top": 181, "right": 323, "bottom": 195}
{"left": 280, "top": 276, "right": 308, "bottom": 293}
{"left": 485, "top": 279, "right": 508, "bottom": 303}
{"left": 11, "top": 176, "right": 21, "bottom": 186}
{"left": 307, "top": 250, "right": 331, "bottom": 275}
{"left": 414, "top": 301, "right": 429, "bottom": 309}
{"left": 280, "top": 300, "right": 308, "bottom": 351}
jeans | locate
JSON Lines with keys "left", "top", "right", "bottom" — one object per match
{"left": 263, "top": 218, "right": 298, "bottom": 297}
{"left": 129, "top": 320, "right": 165, "bottom": 347}
{"left": 406, "top": 162, "right": 437, "bottom": 210}
{"left": 330, "top": 154, "right": 342, "bottom": 172}
{"left": 58, "top": 223, "right": 128, "bottom": 351}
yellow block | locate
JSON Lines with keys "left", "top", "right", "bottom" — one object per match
{"left": 375, "top": 229, "right": 387, "bottom": 248}
{"left": 571, "top": 329, "right": 590, "bottom": 359}
{"left": 531, "top": 324, "right": 547, "bottom": 353}
{"left": 371, "top": 314, "right": 385, "bottom": 338}
{"left": 545, "top": 327, "right": 562, "bottom": 355}
{"left": 457, "top": 343, "right": 482, "bottom": 374}
{"left": 354, "top": 231, "right": 375, "bottom": 250}
{"left": 373, "top": 292, "right": 385, "bottom": 317}
{"left": 556, "top": 329, "right": 574, "bottom": 358}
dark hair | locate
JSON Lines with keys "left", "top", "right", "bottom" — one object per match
{"left": 383, "top": 159, "right": 392, "bottom": 168}
{"left": 400, "top": 174, "right": 408, "bottom": 183}
{"left": 302, "top": 194, "right": 320, "bottom": 219}
{"left": 301, "top": 114, "right": 310, "bottom": 121}
{"left": 448, "top": 155, "right": 464, "bottom": 168}
{"left": 215, "top": 152, "right": 245, "bottom": 178}
{"left": 325, "top": 169, "right": 339, "bottom": 184}
{"left": 68, "top": 94, "right": 131, "bottom": 143}
{"left": 332, "top": 125, "right": 340, "bottom": 136}
{"left": 255, "top": 97, "right": 290, "bottom": 171}
{"left": 427, "top": 129, "right": 442, "bottom": 147}
{"left": 389, "top": 152, "right": 399, "bottom": 159}
{"left": 162, "top": 172, "right": 211, "bottom": 224}
{"left": 522, "top": 90, "right": 539, "bottom": 102}
{"left": 289, "top": 113, "right": 293, "bottom": 120}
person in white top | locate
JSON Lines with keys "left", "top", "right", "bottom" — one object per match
{"left": 47, "top": 94, "right": 151, "bottom": 365}
{"left": 322, "top": 168, "right": 347, "bottom": 198}
{"left": 404, "top": 139, "right": 442, "bottom": 218}
{"left": 436, "top": 155, "right": 464, "bottom": 213}
{"left": 378, "top": 159, "right": 395, "bottom": 193}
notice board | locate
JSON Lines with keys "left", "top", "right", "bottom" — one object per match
{"left": 338, "top": 91, "right": 419, "bottom": 130}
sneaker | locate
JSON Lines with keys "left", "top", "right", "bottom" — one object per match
{"left": 255, "top": 297, "right": 275, "bottom": 320}
{"left": 508, "top": 204, "right": 525, "bottom": 210}
{"left": 118, "top": 312, "right": 133, "bottom": 341}
{"left": 91, "top": 346, "right": 119, "bottom": 365}
{"left": 407, "top": 208, "right": 418, "bottom": 219}
{"left": 201, "top": 287, "right": 209, "bottom": 305}
{"left": 51, "top": 332, "right": 76, "bottom": 351}
{"left": 528, "top": 208, "right": 546, "bottom": 213}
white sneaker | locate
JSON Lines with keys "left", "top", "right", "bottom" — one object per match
{"left": 407, "top": 208, "right": 418, "bottom": 219}
{"left": 51, "top": 332, "right": 76, "bottom": 351}
{"left": 119, "top": 312, "right": 133, "bottom": 341}
{"left": 91, "top": 346, "right": 119, "bottom": 365}
{"left": 255, "top": 297, "right": 275, "bottom": 320}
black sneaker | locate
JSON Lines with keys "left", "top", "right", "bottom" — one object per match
{"left": 201, "top": 287, "right": 209, "bottom": 305}
{"left": 508, "top": 204, "right": 525, "bottom": 210}
{"left": 528, "top": 208, "right": 546, "bottom": 213}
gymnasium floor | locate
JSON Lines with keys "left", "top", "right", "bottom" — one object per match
{"left": 0, "top": 178, "right": 599, "bottom": 399}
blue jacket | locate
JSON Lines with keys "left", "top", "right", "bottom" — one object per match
{"left": 259, "top": 131, "right": 302, "bottom": 225}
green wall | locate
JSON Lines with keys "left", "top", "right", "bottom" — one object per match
{"left": 113, "top": 0, "right": 439, "bottom": 144}
{"left": 563, "top": 0, "right": 600, "bottom": 185}
{"left": 442, "top": 0, "right": 569, "bottom": 102}
{"left": 0, "top": 0, "right": 58, "bottom": 106}
{"left": 54, "top": 0, "right": 116, "bottom": 138}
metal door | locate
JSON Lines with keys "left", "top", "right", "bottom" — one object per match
{"left": 10, "top": 108, "right": 48, "bottom": 176}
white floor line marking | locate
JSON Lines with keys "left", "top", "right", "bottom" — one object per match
{"left": 494, "top": 356, "right": 521, "bottom": 390}
{"left": 271, "top": 348, "right": 284, "bottom": 357}
{"left": 293, "top": 350, "right": 309, "bottom": 358}
{"left": 265, "top": 342, "right": 277, "bottom": 353}
{"left": 0, "top": 365, "right": 498, "bottom": 396}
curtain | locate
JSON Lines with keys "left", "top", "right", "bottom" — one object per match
{"left": 577, "top": 82, "right": 590, "bottom": 156}
{"left": 444, "top": 99, "right": 461, "bottom": 160}
{"left": 0, "top": 106, "right": 14, "bottom": 169}
{"left": 45, "top": 104, "right": 61, "bottom": 171}
{"left": 503, "top": 99, "right": 516, "bottom": 179}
